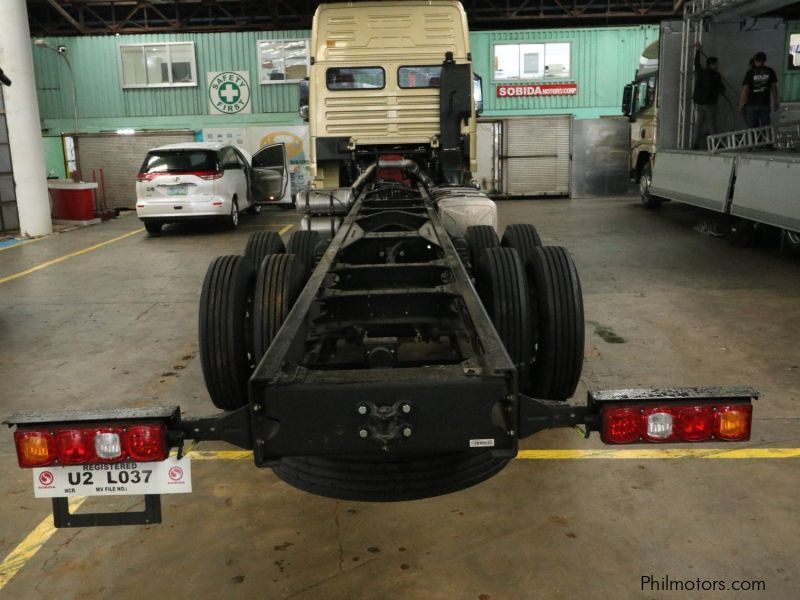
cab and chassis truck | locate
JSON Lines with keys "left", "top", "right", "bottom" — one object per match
{"left": 8, "top": 1, "right": 756, "bottom": 528}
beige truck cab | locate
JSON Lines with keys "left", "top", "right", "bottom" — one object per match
{"left": 622, "top": 42, "right": 659, "bottom": 187}
{"left": 302, "top": 1, "right": 481, "bottom": 189}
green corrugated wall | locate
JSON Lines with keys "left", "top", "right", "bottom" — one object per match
{"left": 33, "top": 26, "right": 659, "bottom": 130}
{"left": 783, "top": 21, "right": 800, "bottom": 102}
{"left": 471, "top": 26, "right": 659, "bottom": 118}
{"left": 34, "top": 30, "right": 311, "bottom": 132}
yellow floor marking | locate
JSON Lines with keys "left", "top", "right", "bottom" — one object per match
{"left": 516, "top": 448, "right": 800, "bottom": 459}
{"left": 0, "top": 236, "right": 48, "bottom": 253}
{"left": 278, "top": 224, "right": 294, "bottom": 236}
{"left": 0, "top": 228, "right": 145, "bottom": 285}
{"left": 183, "top": 447, "right": 800, "bottom": 461}
{"left": 0, "top": 445, "right": 796, "bottom": 589}
{"left": 0, "top": 497, "right": 86, "bottom": 591}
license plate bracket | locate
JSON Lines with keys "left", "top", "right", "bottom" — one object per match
{"left": 52, "top": 494, "right": 162, "bottom": 528}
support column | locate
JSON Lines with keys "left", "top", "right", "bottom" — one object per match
{"left": 0, "top": 0, "right": 52, "bottom": 237}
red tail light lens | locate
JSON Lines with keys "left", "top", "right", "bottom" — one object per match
{"left": 127, "top": 424, "right": 168, "bottom": 461}
{"left": 14, "top": 430, "right": 55, "bottom": 467}
{"left": 677, "top": 406, "right": 714, "bottom": 442}
{"left": 602, "top": 407, "right": 640, "bottom": 443}
{"left": 136, "top": 170, "right": 221, "bottom": 181}
{"left": 13, "top": 423, "right": 169, "bottom": 467}
{"left": 55, "top": 429, "right": 95, "bottom": 464}
{"left": 602, "top": 402, "right": 753, "bottom": 444}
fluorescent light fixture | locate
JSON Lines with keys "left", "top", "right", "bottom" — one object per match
{"left": 116, "top": 128, "right": 136, "bottom": 135}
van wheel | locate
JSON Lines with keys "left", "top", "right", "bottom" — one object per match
{"left": 144, "top": 221, "right": 163, "bottom": 235}
{"left": 780, "top": 229, "right": 800, "bottom": 257}
{"left": 640, "top": 163, "right": 662, "bottom": 209}
{"left": 244, "top": 231, "right": 285, "bottom": 269}
{"left": 198, "top": 255, "right": 256, "bottom": 410}
{"left": 526, "top": 246, "right": 585, "bottom": 401}
{"left": 252, "top": 254, "right": 306, "bottom": 363}
{"left": 228, "top": 198, "right": 240, "bottom": 229}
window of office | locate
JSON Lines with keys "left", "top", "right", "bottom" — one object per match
{"left": 259, "top": 39, "right": 310, "bottom": 83}
{"left": 789, "top": 33, "right": 800, "bottom": 70}
{"left": 119, "top": 43, "right": 196, "bottom": 88}
{"left": 493, "top": 42, "right": 571, "bottom": 81}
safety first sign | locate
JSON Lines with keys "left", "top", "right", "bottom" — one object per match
{"left": 208, "top": 71, "right": 252, "bottom": 115}
{"left": 497, "top": 83, "right": 578, "bottom": 97}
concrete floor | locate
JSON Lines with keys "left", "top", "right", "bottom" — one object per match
{"left": 0, "top": 198, "right": 798, "bottom": 599}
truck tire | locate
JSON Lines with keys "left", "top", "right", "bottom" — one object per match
{"left": 287, "top": 230, "right": 320, "bottom": 279}
{"left": 526, "top": 246, "right": 584, "bottom": 401}
{"left": 252, "top": 254, "right": 305, "bottom": 363}
{"left": 640, "top": 163, "right": 662, "bottom": 209}
{"left": 781, "top": 229, "right": 800, "bottom": 258}
{"left": 273, "top": 452, "right": 511, "bottom": 502}
{"left": 475, "top": 247, "right": 533, "bottom": 371}
{"left": 465, "top": 225, "right": 499, "bottom": 273}
{"left": 451, "top": 236, "right": 471, "bottom": 269}
{"left": 501, "top": 223, "right": 542, "bottom": 263}
{"left": 244, "top": 231, "right": 285, "bottom": 269}
{"left": 199, "top": 255, "right": 256, "bottom": 410}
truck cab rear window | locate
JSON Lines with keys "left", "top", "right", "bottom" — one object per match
{"left": 398, "top": 66, "right": 442, "bottom": 89}
{"left": 326, "top": 67, "right": 385, "bottom": 90}
{"left": 140, "top": 150, "right": 218, "bottom": 175}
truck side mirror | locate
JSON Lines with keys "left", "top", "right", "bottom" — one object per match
{"left": 621, "top": 83, "right": 633, "bottom": 117}
{"left": 473, "top": 73, "right": 484, "bottom": 116}
{"left": 298, "top": 78, "right": 310, "bottom": 122}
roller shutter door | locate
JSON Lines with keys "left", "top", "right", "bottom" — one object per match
{"left": 76, "top": 131, "right": 195, "bottom": 209}
{"left": 502, "top": 116, "right": 571, "bottom": 197}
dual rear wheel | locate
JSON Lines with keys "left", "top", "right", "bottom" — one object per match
{"left": 199, "top": 230, "right": 317, "bottom": 411}
{"left": 466, "top": 224, "right": 585, "bottom": 401}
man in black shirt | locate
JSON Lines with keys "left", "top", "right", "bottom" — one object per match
{"left": 692, "top": 43, "right": 724, "bottom": 149}
{"left": 740, "top": 51, "right": 779, "bottom": 128}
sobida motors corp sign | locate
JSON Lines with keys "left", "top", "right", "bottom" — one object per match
{"left": 497, "top": 83, "right": 578, "bottom": 97}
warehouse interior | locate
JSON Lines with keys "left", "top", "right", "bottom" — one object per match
{"left": 0, "top": 1, "right": 798, "bottom": 598}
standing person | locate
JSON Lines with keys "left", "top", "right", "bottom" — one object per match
{"left": 692, "top": 42, "right": 724, "bottom": 149}
{"left": 740, "top": 52, "right": 779, "bottom": 128}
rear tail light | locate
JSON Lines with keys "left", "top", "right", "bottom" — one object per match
{"left": 136, "top": 170, "right": 222, "bottom": 181}
{"left": 715, "top": 405, "right": 752, "bottom": 440}
{"left": 94, "top": 428, "right": 125, "bottom": 461}
{"left": 127, "top": 424, "right": 169, "bottom": 461}
{"left": 15, "top": 431, "right": 55, "bottom": 467}
{"left": 13, "top": 423, "right": 168, "bottom": 468}
{"left": 677, "top": 406, "right": 714, "bottom": 442}
{"left": 55, "top": 429, "right": 94, "bottom": 464}
{"left": 603, "top": 407, "right": 640, "bottom": 444}
{"left": 196, "top": 170, "right": 223, "bottom": 180}
{"left": 602, "top": 403, "right": 752, "bottom": 444}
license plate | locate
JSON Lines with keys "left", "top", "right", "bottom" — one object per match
{"left": 32, "top": 457, "right": 192, "bottom": 498}
{"left": 167, "top": 186, "right": 188, "bottom": 196}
